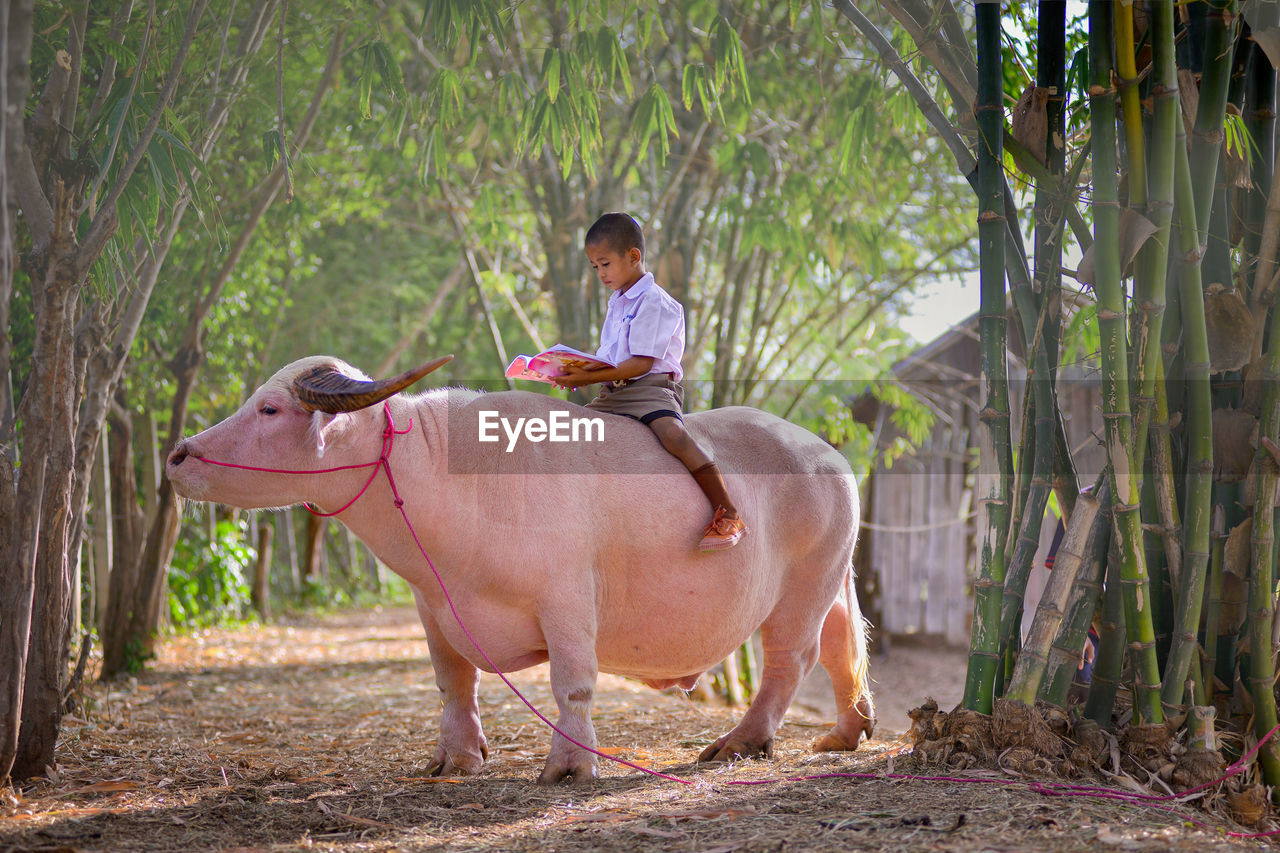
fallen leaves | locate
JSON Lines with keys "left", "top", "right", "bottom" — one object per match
{"left": 555, "top": 804, "right": 756, "bottom": 828}
{"left": 61, "top": 779, "right": 144, "bottom": 796}
{"left": 315, "top": 798, "right": 395, "bottom": 829}
{"left": 2, "top": 606, "right": 1264, "bottom": 853}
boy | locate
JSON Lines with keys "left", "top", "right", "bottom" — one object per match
{"left": 553, "top": 212, "right": 747, "bottom": 551}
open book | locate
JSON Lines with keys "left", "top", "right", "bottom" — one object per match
{"left": 505, "top": 344, "right": 615, "bottom": 384}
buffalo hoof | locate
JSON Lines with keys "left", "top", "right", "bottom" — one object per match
{"left": 698, "top": 734, "right": 774, "bottom": 763}
{"left": 814, "top": 704, "right": 874, "bottom": 752}
{"left": 537, "top": 761, "right": 600, "bottom": 785}
{"left": 812, "top": 729, "right": 863, "bottom": 752}
{"left": 425, "top": 741, "right": 487, "bottom": 777}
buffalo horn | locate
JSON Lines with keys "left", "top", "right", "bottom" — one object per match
{"left": 294, "top": 355, "right": 454, "bottom": 413}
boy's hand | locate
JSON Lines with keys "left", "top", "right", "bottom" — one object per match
{"left": 552, "top": 356, "right": 652, "bottom": 389}
{"left": 552, "top": 368, "right": 599, "bottom": 389}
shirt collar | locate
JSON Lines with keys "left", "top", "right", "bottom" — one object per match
{"left": 617, "top": 272, "right": 654, "bottom": 301}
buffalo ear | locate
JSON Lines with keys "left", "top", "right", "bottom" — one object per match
{"left": 308, "top": 410, "right": 348, "bottom": 458}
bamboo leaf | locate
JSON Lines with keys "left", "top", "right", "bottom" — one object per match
{"left": 98, "top": 38, "right": 138, "bottom": 69}
{"left": 147, "top": 137, "right": 180, "bottom": 192}
{"left": 358, "top": 44, "right": 374, "bottom": 119}
{"left": 836, "top": 115, "right": 857, "bottom": 175}
{"left": 468, "top": 11, "right": 483, "bottom": 60}
{"left": 610, "top": 31, "right": 632, "bottom": 98}
{"left": 681, "top": 64, "right": 697, "bottom": 111}
{"left": 431, "top": 124, "right": 447, "bottom": 179}
{"left": 1066, "top": 43, "right": 1090, "bottom": 103}
{"left": 145, "top": 145, "right": 166, "bottom": 207}
{"left": 633, "top": 83, "right": 676, "bottom": 163}
{"left": 548, "top": 99, "right": 563, "bottom": 153}
{"left": 372, "top": 41, "right": 408, "bottom": 103}
{"left": 544, "top": 48, "right": 561, "bottom": 103}
{"left": 261, "top": 129, "right": 281, "bottom": 167}
{"left": 710, "top": 15, "right": 751, "bottom": 103}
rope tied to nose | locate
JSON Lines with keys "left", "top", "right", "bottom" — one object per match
{"left": 190, "top": 403, "right": 1280, "bottom": 836}
{"left": 194, "top": 402, "right": 413, "bottom": 516}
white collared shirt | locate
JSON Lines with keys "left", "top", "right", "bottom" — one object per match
{"left": 596, "top": 272, "right": 685, "bottom": 382}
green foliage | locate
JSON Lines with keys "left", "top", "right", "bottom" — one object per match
{"left": 632, "top": 83, "right": 678, "bottom": 165}
{"left": 1060, "top": 303, "right": 1100, "bottom": 369}
{"left": 1224, "top": 111, "right": 1261, "bottom": 163}
{"left": 119, "top": 637, "right": 156, "bottom": 677}
{"left": 168, "top": 517, "right": 255, "bottom": 629}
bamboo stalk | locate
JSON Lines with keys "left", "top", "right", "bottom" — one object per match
{"left": 1161, "top": 121, "right": 1214, "bottom": 710}
{"left": 1041, "top": 478, "right": 1112, "bottom": 706}
{"left": 1036, "top": 0, "right": 1067, "bottom": 384}
{"left": 1149, "top": 359, "right": 1184, "bottom": 582}
{"left": 1244, "top": 160, "right": 1280, "bottom": 785}
{"left": 1004, "top": 372, "right": 1037, "bottom": 566}
{"left": 1187, "top": 705, "right": 1217, "bottom": 751}
{"left": 1052, "top": 402, "right": 1080, "bottom": 520}
{"left": 1128, "top": 3, "right": 1180, "bottom": 681}
{"left": 1201, "top": 502, "right": 1227, "bottom": 707}
{"left": 1114, "top": 2, "right": 1148, "bottom": 221}
{"left": 962, "top": 0, "right": 1013, "bottom": 715}
{"left": 1084, "top": 537, "right": 1126, "bottom": 728}
{"left": 1007, "top": 475, "right": 1111, "bottom": 705}
{"left": 998, "top": 0, "right": 1075, "bottom": 660}
{"left": 1189, "top": 0, "right": 1240, "bottom": 236}
{"left": 1188, "top": 2, "right": 1241, "bottom": 712}
{"left": 998, "top": 281, "right": 1057, "bottom": 663}
{"left": 1089, "top": 0, "right": 1163, "bottom": 724}
{"left": 1241, "top": 33, "right": 1277, "bottom": 311}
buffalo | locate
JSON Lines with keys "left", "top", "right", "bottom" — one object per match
{"left": 167, "top": 356, "right": 874, "bottom": 783}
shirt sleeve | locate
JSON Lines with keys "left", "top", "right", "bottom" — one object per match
{"left": 625, "top": 291, "right": 683, "bottom": 360}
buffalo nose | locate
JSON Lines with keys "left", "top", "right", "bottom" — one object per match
{"left": 168, "top": 440, "right": 198, "bottom": 467}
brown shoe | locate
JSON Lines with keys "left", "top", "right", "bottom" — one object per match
{"left": 699, "top": 507, "right": 747, "bottom": 551}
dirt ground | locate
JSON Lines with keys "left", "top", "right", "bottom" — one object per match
{"left": 2, "top": 606, "right": 1276, "bottom": 852}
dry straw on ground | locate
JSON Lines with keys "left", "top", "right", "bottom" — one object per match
{"left": 1, "top": 607, "right": 1274, "bottom": 852}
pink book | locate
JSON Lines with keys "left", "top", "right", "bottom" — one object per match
{"left": 505, "top": 345, "right": 615, "bottom": 384}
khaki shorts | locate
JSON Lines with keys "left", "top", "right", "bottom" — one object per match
{"left": 584, "top": 373, "right": 684, "bottom": 424}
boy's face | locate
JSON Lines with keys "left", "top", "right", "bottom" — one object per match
{"left": 585, "top": 243, "right": 644, "bottom": 293}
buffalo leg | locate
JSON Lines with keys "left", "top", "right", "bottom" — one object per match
{"left": 698, "top": 628, "right": 820, "bottom": 762}
{"left": 537, "top": 624, "right": 600, "bottom": 785}
{"left": 414, "top": 592, "right": 488, "bottom": 775}
{"left": 813, "top": 591, "right": 875, "bottom": 751}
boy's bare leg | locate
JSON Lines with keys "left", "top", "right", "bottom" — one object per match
{"left": 647, "top": 417, "right": 737, "bottom": 517}
{"left": 648, "top": 416, "right": 747, "bottom": 549}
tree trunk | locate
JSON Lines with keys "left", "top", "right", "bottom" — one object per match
{"left": 10, "top": 206, "right": 87, "bottom": 780}
{"left": 253, "top": 522, "right": 273, "bottom": 620}
{"left": 101, "top": 402, "right": 147, "bottom": 677}
{"left": 1, "top": 0, "right": 211, "bottom": 781}
{"left": 88, "top": 429, "right": 112, "bottom": 633}
{"left": 96, "top": 26, "right": 346, "bottom": 677}
{"left": 303, "top": 513, "right": 325, "bottom": 585}
{"left": 282, "top": 510, "right": 300, "bottom": 593}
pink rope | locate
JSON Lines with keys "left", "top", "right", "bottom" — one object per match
{"left": 195, "top": 403, "right": 414, "bottom": 517}
{"left": 192, "top": 404, "right": 1280, "bottom": 836}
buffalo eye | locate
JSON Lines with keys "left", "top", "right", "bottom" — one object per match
{"left": 261, "top": 404, "right": 278, "bottom": 415}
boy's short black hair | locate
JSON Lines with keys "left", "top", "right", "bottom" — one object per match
{"left": 584, "top": 212, "right": 644, "bottom": 256}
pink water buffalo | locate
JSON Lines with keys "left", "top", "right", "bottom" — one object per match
{"left": 166, "top": 356, "right": 874, "bottom": 783}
